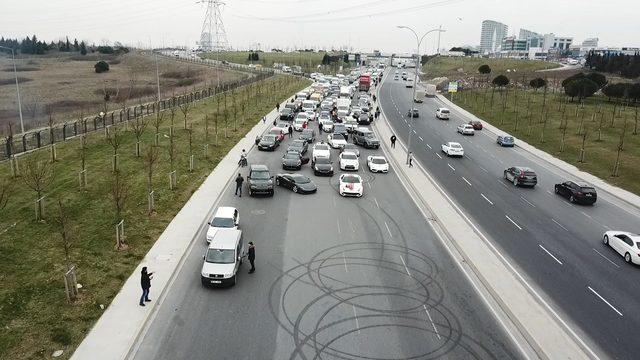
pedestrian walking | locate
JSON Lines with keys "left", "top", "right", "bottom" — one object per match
{"left": 139, "top": 267, "right": 153, "bottom": 306}
{"left": 276, "top": 103, "right": 280, "bottom": 112}
{"left": 262, "top": 116, "right": 266, "bottom": 124}
{"left": 319, "top": 121, "right": 323, "bottom": 133}
{"left": 235, "top": 173, "right": 244, "bottom": 197}
{"left": 373, "top": 94, "right": 377, "bottom": 103}
{"left": 247, "top": 242, "right": 256, "bottom": 273}
{"left": 288, "top": 125, "right": 293, "bottom": 138}
{"left": 408, "top": 152, "right": 414, "bottom": 167}
{"left": 390, "top": 135, "right": 396, "bottom": 148}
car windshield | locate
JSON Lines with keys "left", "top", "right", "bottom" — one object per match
{"left": 363, "top": 133, "right": 375, "bottom": 138}
{"left": 316, "top": 144, "right": 330, "bottom": 151}
{"left": 262, "top": 135, "right": 276, "bottom": 142}
{"left": 342, "top": 154, "right": 357, "bottom": 160}
{"left": 284, "top": 153, "right": 299, "bottom": 160}
{"left": 210, "top": 217, "right": 234, "bottom": 228}
{"left": 450, "top": 143, "right": 462, "bottom": 149}
{"left": 206, "top": 248, "right": 235, "bottom": 264}
{"left": 580, "top": 187, "right": 596, "bottom": 192}
{"left": 296, "top": 114, "right": 307, "bottom": 120}
{"left": 441, "top": 109, "right": 450, "bottom": 114}
{"left": 295, "top": 119, "right": 305, "bottom": 124}
{"left": 251, "top": 170, "right": 270, "bottom": 180}
{"left": 315, "top": 157, "right": 331, "bottom": 164}
{"left": 282, "top": 109, "right": 291, "bottom": 114}
{"left": 342, "top": 176, "right": 361, "bottom": 184}
{"left": 292, "top": 175, "right": 310, "bottom": 184}
{"left": 371, "top": 158, "right": 387, "bottom": 164}
{"left": 504, "top": 137, "right": 514, "bottom": 142}
{"left": 270, "top": 129, "right": 281, "bottom": 135}
{"left": 524, "top": 171, "right": 537, "bottom": 176}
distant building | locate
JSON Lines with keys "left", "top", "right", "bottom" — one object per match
{"left": 519, "top": 29, "right": 540, "bottom": 40}
{"left": 582, "top": 38, "right": 599, "bottom": 48}
{"left": 480, "top": 20, "right": 508, "bottom": 54}
{"left": 541, "top": 33, "right": 573, "bottom": 51}
{"left": 502, "top": 36, "right": 528, "bottom": 51}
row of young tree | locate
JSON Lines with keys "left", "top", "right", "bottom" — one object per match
{"left": 585, "top": 51, "right": 640, "bottom": 79}
{"left": 0, "top": 36, "right": 129, "bottom": 56}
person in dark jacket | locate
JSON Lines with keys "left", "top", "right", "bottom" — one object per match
{"left": 390, "top": 134, "right": 397, "bottom": 148}
{"left": 276, "top": 103, "right": 280, "bottom": 112}
{"left": 235, "top": 173, "right": 244, "bottom": 197}
{"left": 288, "top": 125, "right": 293, "bottom": 138}
{"left": 318, "top": 121, "right": 323, "bottom": 133}
{"left": 139, "top": 267, "right": 153, "bottom": 306}
{"left": 247, "top": 242, "right": 256, "bottom": 273}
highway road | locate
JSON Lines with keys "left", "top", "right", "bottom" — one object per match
{"left": 131, "top": 115, "right": 520, "bottom": 359}
{"left": 380, "top": 69, "right": 640, "bottom": 359}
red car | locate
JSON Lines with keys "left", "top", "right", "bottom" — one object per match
{"left": 468, "top": 120, "right": 483, "bottom": 130}
{"left": 269, "top": 128, "right": 286, "bottom": 142}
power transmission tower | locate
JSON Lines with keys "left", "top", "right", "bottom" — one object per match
{"left": 198, "top": 0, "right": 230, "bottom": 51}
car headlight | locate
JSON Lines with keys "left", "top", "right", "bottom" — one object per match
{"left": 250, "top": 185, "right": 257, "bottom": 189}
{"left": 330, "top": 166, "right": 333, "bottom": 171}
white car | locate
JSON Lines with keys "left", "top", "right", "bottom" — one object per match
{"left": 441, "top": 142, "right": 464, "bottom": 157}
{"left": 337, "top": 109, "right": 349, "bottom": 120}
{"left": 318, "top": 113, "right": 331, "bottom": 123}
{"left": 339, "top": 152, "right": 359, "bottom": 171}
{"left": 405, "top": 78, "right": 414, "bottom": 88}
{"left": 206, "top": 206, "right": 239, "bottom": 244}
{"left": 320, "top": 119, "right": 334, "bottom": 132}
{"left": 367, "top": 155, "right": 389, "bottom": 173}
{"left": 295, "top": 113, "right": 308, "bottom": 122}
{"left": 294, "top": 118, "right": 308, "bottom": 131}
{"left": 305, "top": 110, "right": 316, "bottom": 121}
{"left": 457, "top": 124, "right": 475, "bottom": 135}
{"left": 344, "top": 118, "right": 358, "bottom": 133}
{"left": 603, "top": 231, "right": 640, "bottom": 264}
{"left": 327, "top": 133, "right": 348, "bottom": 149}
{"left": 339, "top": 174, "right": 363, "bottom": 197}
{"left": 312, "top": 142, "right": 331, "bottom": 162}
{"left": 436, "top": 108, "right": 450, "bottom": 120}
{"left": 275, "top": 122, "right": 292, "bottom": 134}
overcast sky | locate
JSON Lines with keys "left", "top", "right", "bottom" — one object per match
{"left": 1, "top": 0, "right": 638, "bottom": 53}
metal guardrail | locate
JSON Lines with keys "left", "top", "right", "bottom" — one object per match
{"left": 1, "top": 57, "right": 276, "bottom": 161}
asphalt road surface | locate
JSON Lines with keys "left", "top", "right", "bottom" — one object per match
{"left": 131, "top": 115, "right": 520, "bottom": 359}
{"left": 381, "top": 69, "right": 640, "bottom": 359}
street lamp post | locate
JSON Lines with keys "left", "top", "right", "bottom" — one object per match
{"left": 396, "top": 26, "right": 445, "bottom": 164}
{"left": 0, "top": 45, "right": 25, "bottom": 134}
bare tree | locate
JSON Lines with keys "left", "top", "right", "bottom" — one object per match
{"left": 152, "top": 105, "right": 165, "bottom": 145}
{"left": 105, "top": 124, "right": 123, "bottom": 172}
{"left": 578, "top": 130, "right": 589, "bottom": 163}
{"left": 54, "top": 198, "right": 73, "bottom": 271}
{"left": 143, "top": 144, "right": 160, "bottom": 214}
{"left": 612, "top": 120, "right": 628, "bottom": 177}
{"left": 21, "top": 153, "right": 55, "bottom": 220}
{"left": 179, "top": 101, "right": 192, "bottom": 130}
{"left": 0, "top": 178, "right": 11, "bottom": 210}
{"left": 110, "top": 170, "right": 130, "bottom": 249}
{"left": 130, "top": 114, "right": 149, "bottom": 157}
{"left": 46, "top": 107, "right": 57, "bottom": 162}
{"left": 559, "top": 116, "right": 569, "bottom": 152}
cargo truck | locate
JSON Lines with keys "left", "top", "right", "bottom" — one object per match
{"left": 359, "top": 74, "right": 371, "bottom": 92}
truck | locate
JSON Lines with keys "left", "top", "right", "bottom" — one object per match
{"left": 414, "top": 90, "right": 426, "bottom": 103}
{"left": 424, "top": 84, "right": 437, "bottom": 97}
{"left": 358, "top": 74, "right": 371, "bottom": 92}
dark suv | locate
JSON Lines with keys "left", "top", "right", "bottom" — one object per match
{"left": 353, "top": 128, "right": 380, "bottom": 149}
{"left": 247, "top": 164, "right": 274, "bottom": 196}
{"left": 504, "top": 166, "right": 537, "bottom": 187}
{"left": 554, "top": 181, "right": 597, "bottom": 205}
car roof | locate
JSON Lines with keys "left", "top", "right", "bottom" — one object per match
{"left": 576, "top": 182, "right": 594, "bottom": 188}
{"left": 213, "top": 206, "right": 237, "bottom": 218}
{"left": 250, "top": 164, "right": 269, "bottom": 171}
{"left": 514, "top": 166, "right": 534, "bottom": 172}
{"left": 369, "top": 155, "right": 386, "bottom": 160}
{"left": 448, "top": 142, "right": 462, "bottom": 146}
{"left": 207, "top": 228, "right": 241, "bottom": 250}
{"left": 341, "top": 174, "right": 362, "bottom": 180}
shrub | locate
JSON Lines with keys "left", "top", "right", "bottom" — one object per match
{"left": 585, "top": 72, "right": 607, "bottom": 88}
{"left": 51, "top": 327, "right": 72, "bottom": 345}
{"left": 492, "top": 74, "right": 510, "bottom": 87}
{"left": 564, "top": 78, "right": 599, "bottom": 101}
{"left": 478, "top": 64, "right": 491, "bottom": 74}
{"left": 94, "top": 60, "right": 110, "bottom": 73}
{"left": 529, "top": 77, "right": 547, "bottom": 90}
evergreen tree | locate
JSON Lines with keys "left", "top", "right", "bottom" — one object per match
{"left": 73, "top": 38, "right": 79, "bottom": 51}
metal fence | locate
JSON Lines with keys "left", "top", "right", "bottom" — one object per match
{"left": 1, "top": 61, "right": 275, "bottom": 161}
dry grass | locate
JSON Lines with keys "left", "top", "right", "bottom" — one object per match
{"left": 0, "top": 51, "right": 249, "bottom": 133}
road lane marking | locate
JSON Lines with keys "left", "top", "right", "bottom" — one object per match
{"left": 332, "top": 196, "right": 337, "bottom": 207}
{"left": 367, "top": 182, "right": 372, "bottom": 189}
{"left": 423, "top": 305, "right": 442, "bottom": 340}
{"left": 447, "top": 164, "right": 456, "bottom": 171}
{"left": 539, "top": 245, "right": 563, "bottom": 265}
{"left": 593, "top": 248, "right": 620, "bottom": 268}
{"left": 374, "top": 198, "right": 380, "bottom": 208}
{"left": 426, "top": 144, "right": 432, "bottom": 149}
{"left": 551, "top": 218, "right": 569, "bottom": 231}
{"left": 505, "top": 215, "right": 522, "bottom": 230}
{"left": 479, "top": 165, "right": 488, "bottom": 173}
{"left": 464, "top": 154, "right": 473, "bottom": 161}
{"left": 588, "top": 286, "right": 623, "bottom": 316}
{"left": 352, "top": 304, "right": 361, "bottom": 333}
{"left": 462, "top": 177, "right": 472, "bottom": 186}
{"left": 546, "top": 190, "right": 553, "bottom": 196}
{"left": 580, "top": 211, "right": 592, "bottom": 219}
{"left": 384, "top": 221, "right": 393, "bottom": 237}
{"left": 468, "top": 140, "right": 473, "bottom": 144}
{"left": 418, "top": 136, "right": 424, "bottom": 141}
{"left": 343, "top": 252, "right": 348, "bottom": 272}
{"left": 520, "top": 196, "right": 536, "bottom": 208}
{"left": 497, "top": 180, "right": 508, "bottom": 188}
{"left": 399, "top": 255, "right": 411, "bottom": 276}
{"left": 413, "top": 130, "right": 417, "bottom": 134}
{"left": 435, "top": 153, "right": 442, "bottom": 159}
{"left": 480, "top": 193, "right": 494, "bottom": 205}
{"left": 337, "top": 219, "right": 341, "bottom": 234}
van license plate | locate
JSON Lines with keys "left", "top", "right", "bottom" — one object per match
{"left": 211, "top": 280, "right": 221, "bottom": 284}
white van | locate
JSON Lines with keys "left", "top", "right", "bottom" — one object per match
{"left": 206, "top": 206, "right": 239, "bottom": 243}
{"left": 201, "top": 229, "right": 245, "bottom": 287}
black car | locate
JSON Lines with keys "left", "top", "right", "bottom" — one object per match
{"left": 275, "top": 173, "right": 317, "bottom": 194}
{"left": 247, "top": 164, "right": 274, "bottom": 196}
{"left": 281, "top": 151, "right": 309, "bottom": 170}
{"left": 279, "top": 108, "right": 295, "bottom": 121}
{"left": 358, "top": 112, "right": 371, "bottom": 125}
{"left": 407, "top": 108, "right": 419, "bottom": 118}
{"left": 313, "top": 157, "right": 334, "bottom": 176}
{"left": 287, "top": 140, "right": 308, "bottom": 155}
{"left": 504, "top": 166, "right": 537, "bottom": 187}
{"left": 258, "top": 134, "right": 279, "bottom": 151}
{"left": 299, "top": 129, "right": 316, "bottom": 144}
{"left": 555, "top": 181, "right": 597, "bottom": 205}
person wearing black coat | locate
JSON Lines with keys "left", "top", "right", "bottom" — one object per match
{"left": 247, "top": 242, "right": 256, "bottom": 273}
{"left": 139, "top": 267, "right": 153, "bottom": 306}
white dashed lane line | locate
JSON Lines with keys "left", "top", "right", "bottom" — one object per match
{"left": 505, "top": 215, "right": 523, "bottom": 230}
{"left": 551, "top": 218, "right": 569, "bottom": 232}
{"left": 435, "top": 153, "right": 443, "bottom": 159}
{"left": 588, "top": 286, "right": 623, "bottom": 317}
{"left": 481, "top": 193, "right": 494, "bottom": 205}
{"left": 448, "top": 164, "right": 456, "bottom": 171}
{"left": 384, "top": 221, "right": 393, "bottom": 237}
{"left": 520, "top": 196, "right": 536, "bottom": 208}
{"left": 418, "top": 136, "right": 424, "bottom": 141}
{"left": 479, "top": 165, "right": 489, "bottom": 173}
{"left": 593, "top": 248, "right": 620, "bottom": 268}
{"left": 462, "top": 177, "right": 472, "bottom": 186}
{"left": 539, "top": 244, "right": 563, "bottom": 265}
{"left": 374, "top": 197, "right": 380, "bottom": 209}
{"left": 426, "top": 144, "right": 432, "bottom": 149}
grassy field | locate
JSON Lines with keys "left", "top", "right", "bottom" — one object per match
{"left": 422, "top": 56, "right": 561, "bottom": 80}
{"left": 0, "top": 74, "right": 310, "bottom": 359}
{"left": 452, "top": 88, "right": 640, "bottom": 194}
{"left": 201, "top": 51, "right": 350, "bottom": 74}
{"left": 0, "top": 51, "right": 247, "bottom": 133}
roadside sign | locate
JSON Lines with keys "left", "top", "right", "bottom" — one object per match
{"left": 448, "top": 82, "right": 458, "bottom": 93}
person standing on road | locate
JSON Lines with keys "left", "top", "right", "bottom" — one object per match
{"left": 390, "top": 135, "right": 396, "bottom": 148}
{"left": 408, "top": 152, "right": 414, "bottom": 167}
{"left": 139, "top": 267, "right": 153, "bottom": 306}
{"left": 247, "top": 242, "right": 256, "bottom": 274}
{"left": 373, "top": 94, "right": 377, "bottom": 103}
{"left": 235, "top": 173, "right": 244, "bottom": 197}
{"left": 288, "top": 125, "right": 293, "bottom": 138}
{"left": 318, "top": 121, "right": 323, "bottom": 133}
{"left": 262, "top": 116, "right": 266, "bottom": 124}
{"left": 276, "top": 103, "right": 280, "bottom": 112}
